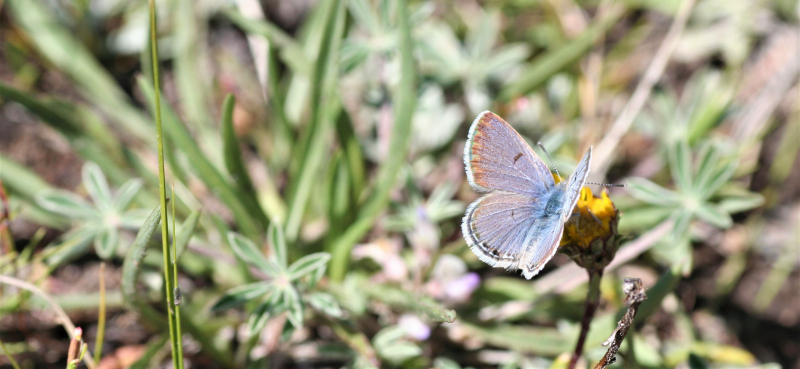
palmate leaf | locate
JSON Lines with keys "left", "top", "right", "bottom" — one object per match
{"left": 211, "top": 282, "right": 273, "bottom": 311}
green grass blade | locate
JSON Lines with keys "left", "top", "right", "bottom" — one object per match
{"left": 284, "top": 0, "right": 346, "bottom": 242}
{"left": 498, "top": 6, "right": 624, "bottom": 101}
{"left": 220, "top": 94, "right": 268, "bottom": 227}
{"left": 328, "top": 2, "right": 417, "bottom": 281}
{"left": 222, "top": 8, "right": 310, "bottom": 75}
{"left": 6, "top": 0, "right": 153, "bottom": 144}
{"left": 137, "top": 77, "right": 263, "bottom": 240}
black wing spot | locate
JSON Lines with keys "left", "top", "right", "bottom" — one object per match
{"left": 513, "top": 152, "right": 523, "bottom": 164}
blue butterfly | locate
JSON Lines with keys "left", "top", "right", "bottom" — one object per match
{"left": 462, "top": 111, "right": 591, "bottom": 279}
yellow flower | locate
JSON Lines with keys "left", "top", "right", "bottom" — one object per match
{"left": 553, "top": 174, "right": 622, "bottom": 273}
{"left": 560, "top": 187, "right": 617, "bottom": 249}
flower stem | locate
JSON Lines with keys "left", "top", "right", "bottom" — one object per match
{"left": 569, "top": 270, "right": 602, "bottom": 369}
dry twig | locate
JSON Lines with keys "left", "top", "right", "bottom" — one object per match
{"left": 594, "top": 278, "right": 648, "bottom": 369}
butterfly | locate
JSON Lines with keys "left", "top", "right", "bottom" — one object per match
{"left": 461, "top": 111, "right": 592, "bottom": 279}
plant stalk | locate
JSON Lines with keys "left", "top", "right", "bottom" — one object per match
{"left": 569, "top": 270, "right": 602, "bottom": 369}
{"left": 149, "top": 0, "right": 184, "bottom": 367}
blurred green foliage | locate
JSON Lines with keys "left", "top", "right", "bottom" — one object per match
{"left": 1, "top": 0, "right": 798, "bottom": 368}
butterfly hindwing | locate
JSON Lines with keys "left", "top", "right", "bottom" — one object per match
{"left": 464, "top": 111, "right": 554, "bottom": 198}
{"left": 462, "top": 192, "right": 543, "bottom": 270}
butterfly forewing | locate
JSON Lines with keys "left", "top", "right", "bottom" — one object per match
{"left": 462, "top": 192, "right": 542, "bottom": 270}
{"left": 561, "top": 147, "right": 592, "bottom": 218}
{"left": 464, "top": 111, "right": 554, "bottom": 198}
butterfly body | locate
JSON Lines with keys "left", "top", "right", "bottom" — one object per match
{"left": 462, "top": 111, "right": 592, "bottom": 279}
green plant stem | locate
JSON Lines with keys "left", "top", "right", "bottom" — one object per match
{"left": 93, "top": 263, "right": 106, "bottom": 363}
{"left": 569, "top": 270, "right": 602, "bottom": 369}
{"left": 148, "top": 1, "right": 183, "bottom": 367}
{"left": 0, "top": 338, "right": 22, "bottom": 369}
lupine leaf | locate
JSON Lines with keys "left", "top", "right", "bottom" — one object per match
{"left": 37, "top": 191, "right": 98, "bottom": 220}
{"left": 114, "top": 179, "right": 144, "bottom": 212}
{"left": 211, "top": 282, "right": 273, "bottom": 311}
{"left": 695, "top": 204, "right": 733, "bottom": 229}
{"left": 288, "top": 253, "right": 331, "bottom": 281}
{"left": 307, "top": 292, "right": 343, "bottom": 318}
{"left": 94, "top": 227, "right": 119, "bottom": 259}
{"left": 627, "top": 178, "right": 681, "bottom": 206}
{"left": 247, "top": 301, "right": 273, "bottom": 336}
{"left": 227, "top": 232, "right": 280, "bottom": 277}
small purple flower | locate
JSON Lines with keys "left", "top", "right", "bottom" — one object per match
{"left": 445, "top": 272, "right": 480, "bottom": 302}
{"left": 399, "top": 314, "right": 431, "bottom": 341}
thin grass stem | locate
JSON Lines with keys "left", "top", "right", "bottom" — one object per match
{"left": 148, "top": 0, "right": 183, "bottom": 367}
{"left": 93, "top": 263, "right": 106, "bottom": 363}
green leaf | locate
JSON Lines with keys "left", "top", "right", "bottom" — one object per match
{"left": 718, "top": 193, "right": 764, "bottom": 213}
{"left": 119, "top": 209, "right": 153, "bottom": 229}
{"left": 121, "top": 204, "right": 163, "bottom": 307}
{"left": 373, "top": 326, "right": 422, "bottom": 364}
{"left": 699, "top": 160, "right": 738, "bottom": 200}
{"left": 364, "top": 283, "right": 456, "bottom": 323}
{"left": 94, "top": 227, "right": 119, "bottom": 259}
{"left": 247, "top": 301, "right": 273, "bottom": 336}
{"left": 82, "top": 162, "right": 113, "bottom": 208}
{"left": 175, "top": 210, "right": 201, "bottom": 258}
{"left": 220, "top": 94, "right": 258, "bottom": 201}
{"left": 284, "top": 0, "right": 346, "bottom": 241}
{"left": 283, "top": 286, "right": 304, "bottom": 328}
{"left": 372, "top": 325, "right": 407, "bottom": 350}
{"left": 6, "top": 0, "right": 153, "bottom": 143}
{"left": 227, "top": 232, "right": 280, "bottom": 277}
{"left": 222, "top": 8, "right": 310, "bottom": 74}
{"left": 267, "top": 223, "right": 288, "bottom": 269}
{"left": 36, "top": 191, "right": 98, "bottom": 219}
{"left": 211, "top": 282, "right": 273, "bottom": 311}
{"left": 692, "top": 141, "right": 720, "bottom": 192}
{"left": 137, "top": 78, "right": 263, "bottom": 240}
{"left": 626, "top": 177, "right": 681, "bottom": 206}
{"left": 433, "top": 358, "right": 462, "bottom": 369}
{"left": 670, "top": 209, "right": 693, "bottom": 240}
{"left": 378, "top": 341, "right": 422, "bottom": 364}
{"left": 669, "top": 140, "right": 693, "bottom": 193}
{"left": 287, "top": 253, "right": 331, "bottom": 281}
{"left": 695, "top": 205, "right": 733, "bottom": 229}
{"left": 113, "top": 179, "right": 144, "bottom": 212}
{"left": 307, "top": 292, "right": 343, "bottom": 318}
{"left": 328, "top": 0, "right": 417, "bottom": 282}
{"left": 498, "top": 7, "right": 623, "bottom": 100}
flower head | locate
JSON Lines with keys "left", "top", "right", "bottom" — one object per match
{"left": 554, "top": 174, "right": 622, "bottom": 273}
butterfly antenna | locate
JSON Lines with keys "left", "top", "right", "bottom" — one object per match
{"left": 537, "top": 142, "right": 562, "bottom": 182}
{"left": 586, "top": 182, "right": 627, "bottom": 187}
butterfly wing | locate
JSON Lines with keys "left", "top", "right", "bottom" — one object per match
{"left": 519, "top": 216, "right": 565, "bottom": 279}
{"left": 464, "top": 111, "right": 554, "bottom": 198}
{"left": 462, "top": 192, "right": 544, "bottom": 270}
{"left": 519, "top": 147, "right": 592, "bottom": 279}
{"left": 561, "top": 147, "right": 592, "bottom": 219}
